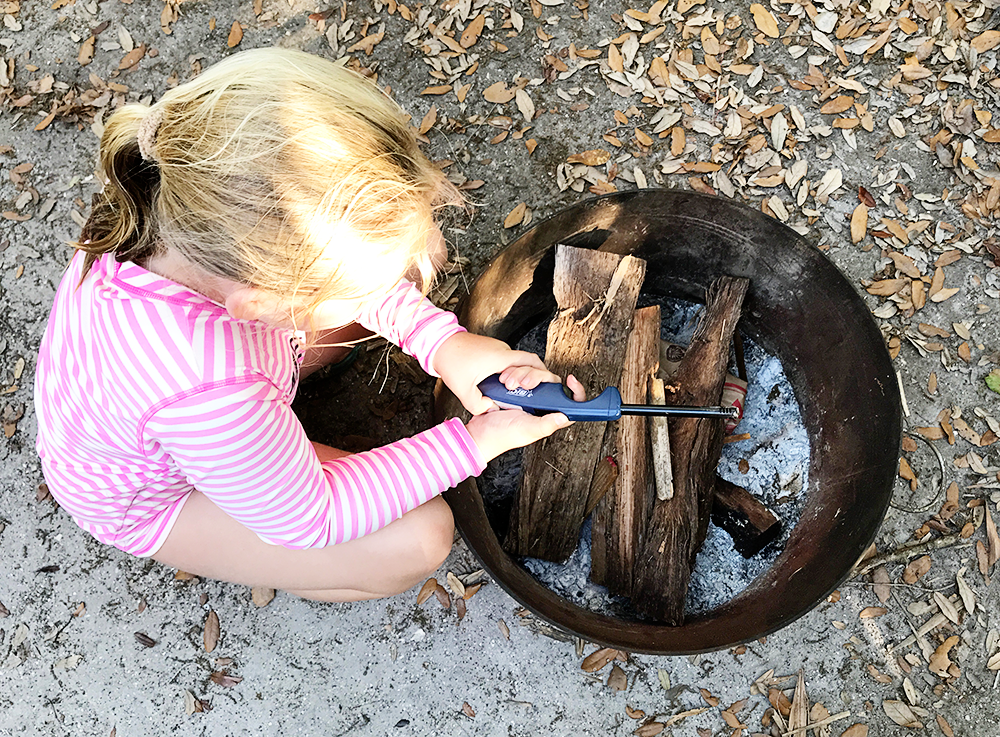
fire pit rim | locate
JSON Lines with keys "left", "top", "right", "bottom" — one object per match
{"left": 436, "top": 189, "right": 901, "bottom": 654}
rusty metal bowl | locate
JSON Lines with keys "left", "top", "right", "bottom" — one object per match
{"left": 434, "top": 190, "right": 901, "bottom": 654}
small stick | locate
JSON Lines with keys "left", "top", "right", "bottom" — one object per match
{"left": 851, "top": 532, "right": 966, "bottom": 579}
{"left": 780, "top": 711, "right": 851, "bottom": 737}
{"left": 648, "top": 377, "right": 674, "bottom": 501}
{"left": 723, "top": 432, "right": 751, "bottom": 444}
{"left": 889, "top": 595, "right": 965, "bottom": 653}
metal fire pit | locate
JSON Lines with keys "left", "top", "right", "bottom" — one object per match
{"left": 434, "top": 190, "right": 901, "bottom": 654}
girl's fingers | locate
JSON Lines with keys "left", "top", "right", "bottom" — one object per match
{"left": 499, "top": 365, "right": 561, "bottom": 389}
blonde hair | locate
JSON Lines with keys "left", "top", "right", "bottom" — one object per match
{"left": 78, "top": 47, "right": 459, "bottom": 317}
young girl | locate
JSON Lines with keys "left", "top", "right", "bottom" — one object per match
{"left": 34, "top": 48, "right": 582, "bottom": 603}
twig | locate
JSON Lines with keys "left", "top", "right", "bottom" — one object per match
{"left": 889, "top": 595, "right": 966, "bottom": 653}
{"left": 851, "top": 532, "right": 966, "bottom": 579}
{"left": 780, "top": 710, "right": 851, "bottom": 737}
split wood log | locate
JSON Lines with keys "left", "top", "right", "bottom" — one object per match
{"left": 589, "top": 305, "right": 661, "bottom": 596}
{"left": 505, "top": 245, "right": 646, "bottom": 562}
{"left": 631, "top": 276, "right": 750, "bottom": 624}
{"left": 711, "top": 477, "right": 782, "bottom": 558}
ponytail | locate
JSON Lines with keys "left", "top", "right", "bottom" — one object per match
{"left": 75, "top": 104, "right": 161, "bottom": 280}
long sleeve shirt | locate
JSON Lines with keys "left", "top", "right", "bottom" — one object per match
{"left": 34, "top": 251, "right": 485, "bottom": 557}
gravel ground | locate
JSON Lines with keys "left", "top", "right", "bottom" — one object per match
{"left": 1, "top": 1, "right": 999, "bottom": 735}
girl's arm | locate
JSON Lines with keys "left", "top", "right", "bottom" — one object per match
{"left": 357, "top": 281, "right": 565, "bottom": 414}
{"left": 143, "top": 378, "right": 485, "bottom": 549}
{"left": 354, "top": 280, "right": 465, "bottom": 376}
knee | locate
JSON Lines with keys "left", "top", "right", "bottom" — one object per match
{"left": 411, "top": 497, "right": 455, "bottom": 575}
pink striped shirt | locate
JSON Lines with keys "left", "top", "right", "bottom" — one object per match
{"left": 34, "top": 252, "right": 485, "bottom": 557}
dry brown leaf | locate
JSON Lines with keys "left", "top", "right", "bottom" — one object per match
{"left": 933, "top": 591, "right": 960, "bottom": 624}
{"left": 503, "top": 202, "right": 527, "bottom": 228}
{"left": 890, "top": 252, "right": 920, "bottom": 278}
{"left": 902, "top": 555, "right": 931, "bottom": 584}
{"left": 851, "top": 203, "right": 868, "bottom": 243}
{"left": 899, "top": 457, "right": 917, "bottom": 490}
{"left": 483, "top": 81, "right": 517, "bottom": 103}
{"left": 699, "top": 688, "right": 720, "bottom": 707}
{"left": 608, "top": 663, "right": 628, "bottom": 691}
{"left": 209, "top": 670, "right": 242, "bottom": 687}
{"left": 421, "top": 85, "right": 453, "bottom": 95}
{"left": 461, "top": 701, "right": 476, "bottom": 718}
{"left": 873, "top": 566, "right": 890, "bottom": 604}
{"left": 930, "top": 287, "right": 959, "bottom": 303}
{"left": 227, "top": 20, "right": 243, "bottom": 48}
{"left": 866, "top": 279, "right": 906, "bottom": 296}
{"left": 34, "top": 109, "right": 56, "bottom": 132}
{"left": 841, "top": 725, "right": 869, "bottom": 737}
{"left": 972, "top": 30, "right": 1000, "bottom": 53}
{"left": 515, "top": 88, "right": 534, "bottom": 123}
{"left": 929, "top": 635, "right": 959, "bottom": 677}
{"left": 348, "top": 33, "right": 384, "bottom": 55}
{"left": 820, "top": 96, "right": 854, "bottom": 115}
{"left": 203, "top": 610, "right": 220, "bottom": 653}
{"left": 434, "top": 583, "right": 450, "bottom": 608}
{"left": 750, "top": 3, "right": 779, "bottom": 37}
{"left": 625, "top": 706, "right": 646, "bottom": 720}
{"left": 251, "top": 586, "right": 275, "bottom": 608}
{"left": 582, "top": 647, "right": 616, "bottom": 672}
{"left": 883, "top": 700, "right": 922, "bottom": 728}
{"left": 118, "top": 43, "right": 145, "bottom": 70}
{"left": 446, "top": 571, "right": 466, "bottom": 598}
{"left": 418, "top": 104, "right": 437, "bottom": 135}
{"left": 769, "top": 687, "right": 792, "bottom": 716}
{"left": 670, "top": 127, "right": 685, "bottom": 157}
{"left": 986, "top": 505, "right": 1000, "bottom": 567}
{"left": 634, "top": 722, "right": 665, "bottom": 737}
{"left": 417, "top": 577, "right": 437, "bottom": 605}
{"left": 936, "top": 715, "right": 955, "bottom": 737}
{"left": 455, "top": 597, "right": 466, "bottom": 623}
{"left": 463, "top": 582, "right": 482, "bottom": 600}
{"left": 498, "top": 619, "right": 510, "bottom": 640}
{"left": 859, "top": 606, "right": 887, "bottom": 619}
{"left": 608, "top": 43, "right": 623, "bottom": 73}
{"left": 78, "top": 36, "right": 95, "bottom": 66}
{"left": 868, "top": 663, "right": 892, "bottom": 683}
{"left": 567, "top": 149, "right": 611, "bottom": 166}
{"left": 460, "top": 14, "right": 485, "bottom": 48}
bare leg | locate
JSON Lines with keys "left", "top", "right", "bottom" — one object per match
{"left": 151, "top": 443, "right": 455, "bottom": 601}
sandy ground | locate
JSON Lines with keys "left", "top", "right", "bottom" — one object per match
{"left": 1, "top": 0, "right": 999, "bottom": 735}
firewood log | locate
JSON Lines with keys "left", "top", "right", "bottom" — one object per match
{"left": 590, "top": 305, "right": 660, "bottom": 595}
{"left": 631, "top": 276, "right": 750, "bottom": 624}
{"left": 505, "top": 245, "right": 646, "bottom": 562}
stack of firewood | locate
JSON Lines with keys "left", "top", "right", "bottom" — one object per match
{"left": 502, "top": 245, "right": 781, "bottom": 625}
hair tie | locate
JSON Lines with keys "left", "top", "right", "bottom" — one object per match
{"left": 137, "top": 107, "right": 164, "bottom": 162}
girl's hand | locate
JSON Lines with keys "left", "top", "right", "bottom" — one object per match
{"left": 433, "top": 332, "right": 561, "bottom": 416}
{"left": 465, "top": 410, "right": 569, "bottom": 463}
{"left": 464, "top": 374, "right": 586, "bottom": 462}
